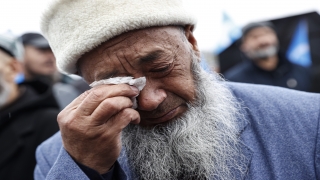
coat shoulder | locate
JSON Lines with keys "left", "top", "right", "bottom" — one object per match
{"left": 227, "top": 82, "right": 320, "bottom": 111}
{"left": 226, "top": 82, "right": 320, "bottom": 179}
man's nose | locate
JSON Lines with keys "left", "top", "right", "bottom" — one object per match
{"left": 137, "top": 83, "right": 167, "bottom": 111}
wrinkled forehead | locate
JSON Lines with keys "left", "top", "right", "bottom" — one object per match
{"left": 77, "top": 26, "right": 185, "bottom": 77}
{"left": 86, "top": 26, "right": 183, "bottom": 53}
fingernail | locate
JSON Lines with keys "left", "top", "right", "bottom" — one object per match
{"left": 130, "top": 86, "right": 139, "bottom": 93}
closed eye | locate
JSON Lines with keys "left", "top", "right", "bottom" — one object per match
{"left": 150, "top": 63, "right": 173, "bottom": 73}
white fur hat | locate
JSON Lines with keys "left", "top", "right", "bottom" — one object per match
{"left": 41, "top": 0, "right": 197, "bottom": 74}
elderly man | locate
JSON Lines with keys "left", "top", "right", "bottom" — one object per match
{"left": 20, "top": 32, "right": 89, "bottom": 109}
{"left": 35, "top": 0, "right": 320, "bottom": 180}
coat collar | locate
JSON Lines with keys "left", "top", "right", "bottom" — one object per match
{"left": 231, "top": 105, "right": 253, "bottom": 179}
{"left": 234, "top": 137, "right": 253, "bottom": 180}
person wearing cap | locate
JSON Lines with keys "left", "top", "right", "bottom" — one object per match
{"left": 224, "top": 22, "right": 311, "bottom": 91}
{"left": 20, "top": 33, "right": 57, "bottom": 81}
{"left": 35, "top": 1, "right": 320, "bottom": 180}
{"left": 20, "top": 33, "right": 89, "bottom": 109}
{"left": 0, "top": 34, "right": 60, "bottom": 180}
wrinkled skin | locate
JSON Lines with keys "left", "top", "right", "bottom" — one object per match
{"left": 57, "top": 25, "right": 200, "bottom": 173}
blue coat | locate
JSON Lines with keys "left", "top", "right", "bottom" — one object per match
{"left": 34, "top": 82, "right": 320, "bottom": 180}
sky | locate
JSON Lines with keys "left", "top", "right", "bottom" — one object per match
{"left": 1, "top": 0, "right": 319, "bottom": 52}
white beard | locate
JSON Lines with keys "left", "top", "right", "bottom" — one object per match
{"left": 120, "top": 54, "right": 246, "bottom": 180}
{"left": 0, "top": 74, "right": 11, "bottom": 108}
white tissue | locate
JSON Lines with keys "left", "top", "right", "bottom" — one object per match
{"left": 90, "top": 77, "right": 146, "bottom": 109}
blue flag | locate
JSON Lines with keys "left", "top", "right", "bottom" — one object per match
{"left": 214, "top": 11, "right": 242, "bottom": 54}
{"left": 286, "top": 19, "right": 312, "bottom": 67}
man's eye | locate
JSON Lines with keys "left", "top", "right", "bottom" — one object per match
{"left": 151, "top": 65, "right": 171, "bottom": 72}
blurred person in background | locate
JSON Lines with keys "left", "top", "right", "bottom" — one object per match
{"left": 224, "top": 22, "right": 311, "bottom": 91}
{"left": 20, "top": 33, "right": 89, "bottom": 109}
{"left": 0, "top": 34, "right": 59, "bottom": 180}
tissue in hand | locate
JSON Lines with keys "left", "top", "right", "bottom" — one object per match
{"left": 90, "top": 76, "right": 146, "bottom": 109}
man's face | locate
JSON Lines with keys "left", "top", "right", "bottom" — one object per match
{"left": 78, "top": 26, "right": 199, "bottom": 127}
{"left": 241, "top": 26, "right": 279, "bottom": 60}
{"left": 23, "top": 45, "right": 57, "bottom": 77}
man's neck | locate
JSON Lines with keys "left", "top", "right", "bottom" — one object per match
{"left": 253, "top": 55, "right": 278, "bottom": 71}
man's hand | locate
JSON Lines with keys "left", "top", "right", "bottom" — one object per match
{"left": 57, "top": 84, "right": 140, "bottom": 174}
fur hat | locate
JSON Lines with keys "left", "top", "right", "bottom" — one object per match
{"left": 41, "top": 0, "right": 197, "bottom": 74}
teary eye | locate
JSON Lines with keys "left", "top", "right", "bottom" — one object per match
{"left": 151, "top": 64, "right": 171, "bottom": 72}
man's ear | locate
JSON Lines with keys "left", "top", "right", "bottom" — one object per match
{"left": 184, "top": 25, "right": 200, "bottom": 59}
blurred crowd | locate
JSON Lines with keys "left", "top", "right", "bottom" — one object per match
{"left": 0, "top": 32, "right": 89, "bottom": 179}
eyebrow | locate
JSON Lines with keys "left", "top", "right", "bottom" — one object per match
{"left": 96, "top": 70, "right": 118, "bottom": 80}
{"left": 138, "top": 50, "right": 164, "bottom": 64}
{"left": 96, "top": 50, "right": 165, "bottom": 80}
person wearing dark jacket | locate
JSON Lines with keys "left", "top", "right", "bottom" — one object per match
{"left": 20, "top": 33, "right": 89, "bottom": 109}
{"left": 224, "top": 22, "right": 311, "bottom": 92}
{"left": 0, "top": 34, "right": 59, "bottom": 180}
